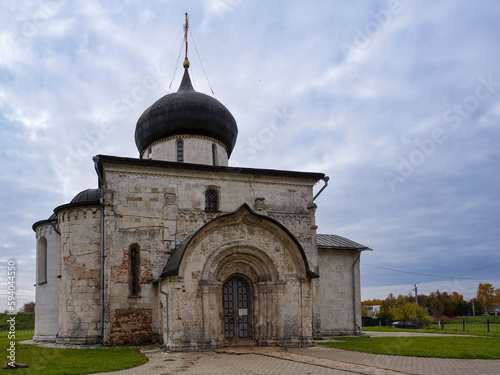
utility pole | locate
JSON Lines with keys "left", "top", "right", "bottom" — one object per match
{"left": 414, "top": 284, "right": 418, "bottom": 305}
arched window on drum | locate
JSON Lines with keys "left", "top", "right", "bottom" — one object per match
{"left": 37, "top": 237, "right": 47, "bottom": 284}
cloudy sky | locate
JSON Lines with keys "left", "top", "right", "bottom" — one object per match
{"left": 1, "top": 0, "right": 499, "bottom": 310}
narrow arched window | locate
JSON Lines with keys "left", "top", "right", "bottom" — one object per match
{"left": 176, "top": 139, "right": 184, "bottom": 162}
{"left": 37, "top": 237, "right": 47, "bottom": 284}
{"left": 129, "top": 244, "right": 140, "bottom": 296}
{"left": 148, "top": 147, "right": 152, "bottom": 159}
{"left": 212, "top": 143, "right": 217, "bottom": 166}
{"left": 205, "top": 188, "right": 218, "bottom": 212}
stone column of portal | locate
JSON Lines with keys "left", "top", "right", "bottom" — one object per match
{"left": 254, "top": 283, "right": 260, "bottom": 341}
{"left": 262, "top": 283, "right": 269, "bottom": 344}
{"left": 300, "top": 278, "right": 313, "bottom": 342}
{"left": 268, "top": 284, "right": 275, "bottom": 341}
{"left": 275, "top": 282, "right": 285, "bottom": 340}
{"left": 200, "top": 282, "right": 213, "bottom": 347}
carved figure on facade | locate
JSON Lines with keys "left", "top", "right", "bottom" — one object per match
{"left": 164, "top": 192, "right": 176, "bottom": 205}
{"left": 254, "top": 197, "right": 265, "bottom": 211}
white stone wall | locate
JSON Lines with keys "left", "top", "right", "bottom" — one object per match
{"left": 103, "top": 164, "right": 317, "bottom": 264}
{"left": 101, "top": 162, "right": 320, "bottom": 345}
{"left": 45, "top": 160, "right": 320, "bottom": 345}
{"left": 56, "top": 206, "right": 102, "bottom": 344}
{"left": 34, "top": 223, "right": 61, "bottom": 342}
{"left": 318, "top": 249, "right": 362, "bottom": 335}
{"left": 103, "top": 219, "right": 164, "bottom": 344}
{"left": 143, "top": 136, "right": 229, "bottom": 166}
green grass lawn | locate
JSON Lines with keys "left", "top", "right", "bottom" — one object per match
{"left": 0, "top": 313, "right": 34, "bottom": 330}
{"left": 363, "top": 325, "right": 500, "bottom": 337}
{"left": 459, "top": 315, "right": 500, "bottom": 323}
{"left": 319, "top": 336, "right": 500, "bottom": 359}
{"left": 1, "top": 331, "right": 148, "bottom": 375}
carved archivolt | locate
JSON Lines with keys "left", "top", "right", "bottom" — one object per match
{"left": 202, "top": 244, "right": 279, "bottom": 283}
{"left": 176, "top": 205, "right": 309, "bottom": 283}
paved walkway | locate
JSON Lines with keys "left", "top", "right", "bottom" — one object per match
{"left": 87, "top": 348, "right": 355, "bottom": 375}
{"left": 288, "top": 346, "right": 500, "bottom": 375}
{"left": 85, "top": 339, "right": 500, "bottom": 375}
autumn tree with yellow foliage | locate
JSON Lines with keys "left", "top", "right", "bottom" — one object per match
{"left": 476, "top": 283, "right": 500, "bottom": 313}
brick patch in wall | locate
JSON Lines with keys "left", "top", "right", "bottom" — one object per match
{"left": 110, "top": 308, "right": 159, "bottom": 345}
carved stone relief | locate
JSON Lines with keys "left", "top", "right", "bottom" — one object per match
{"left": 254, "top": 197, "right": 265, "bottom": 211}
{"left": 283, "top": 314, "right": 300, "bottom": 338}
{"left": 164, "top": 193, "right": 176, "bottom": 205}
{"left": 177, "top": 210, "right": 221, "bottom": 239}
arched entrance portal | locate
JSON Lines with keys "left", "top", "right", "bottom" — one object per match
{"left": 223, "top": 277, "right": 251, "bottom": 339}
{"left": 162, "top": 204, "right": 317, "bottom": 350}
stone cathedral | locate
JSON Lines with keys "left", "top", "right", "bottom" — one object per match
{"left": 32, "top": 20, "right": 370, "bottom": 350}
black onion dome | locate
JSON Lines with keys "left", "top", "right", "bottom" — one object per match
{"left": 134, "top": 68, "right": 238, "bottom": 156}
{"left": 35, "top": 189, "right": 101, "bottom": 230}
{"left": 70, "top": 188, "right": 101, "bottom": 204}
{"left": 53, "top": 188, "right": 101, "bottom": 213}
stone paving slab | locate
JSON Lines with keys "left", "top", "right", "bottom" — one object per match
{"left": 24, "top": 338, "right": 500, "bottom": 375}
{"left": 289, "top": 346, "right": 500, "bottom": 375}
{"left": 216, "top": 346, "right": 411, "bottom": 374}
{"left": 87, "top": 349, "right": 356, "bottom": 375}
{"left": 19, "top": 339, "right": 105, "bottom": 349}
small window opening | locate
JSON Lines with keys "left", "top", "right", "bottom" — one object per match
{"left": 205, "top": 189, "right": 219, "bottom": 212}
{"left": 212, "top": 143, "right": 217, "bottom": 166}
{"left": 37, "top": 237, "right": 47, "bottom": 284}
{"left": 130, "top": 245, "right": 140, "bottom": 296}
{"left": 148, "top": 147, "right": 152, "bottom": 159}
{"left": 177, "top": 139, "right": 184, "bottom": 162}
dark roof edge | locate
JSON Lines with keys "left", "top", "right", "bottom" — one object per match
{"left": 32, "top": 218, "right": 55, "bottom": 232}
{"left": 316, "top": 233, "right": 373, "bottom": 251}
{"left": 95, "top": 154, "right": 325, "bottom": 181}
{"left": 53, "top": 200, "right": 101, "bottom": 215}
{"left": 317, "top": 245, "right": 372, "bottom": 251}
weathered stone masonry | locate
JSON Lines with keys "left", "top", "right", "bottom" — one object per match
{"left": 33, "top": 60, "right": 371, "bottom": 348}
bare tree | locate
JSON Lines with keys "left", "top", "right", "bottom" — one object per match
{"left": 20, "top": 301, "right": 35, "bottom": 313}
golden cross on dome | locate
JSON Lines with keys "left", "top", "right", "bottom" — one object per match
{"left": 183, "top": 12, "right": 190, "bottom": 69}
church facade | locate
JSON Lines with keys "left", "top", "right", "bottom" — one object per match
{"left": 33, "top": 60, "right": 370, "bottom": 350}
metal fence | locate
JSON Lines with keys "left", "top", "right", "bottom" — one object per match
{"left": 362, "top": 317, "right": 500, "bottom": 333}
{"left": 430, "top": 320, "right": 499, "bottom": 333}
